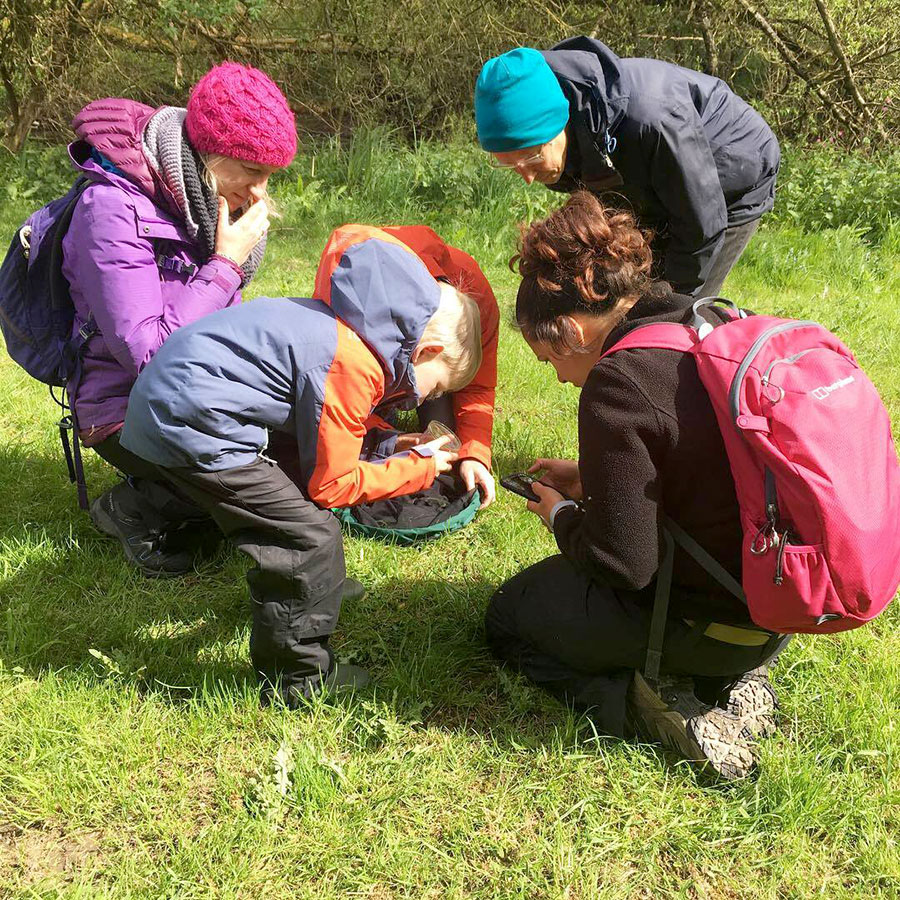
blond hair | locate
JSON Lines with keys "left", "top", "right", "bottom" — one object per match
{"left": 419, "top": 282, "right": 482, "bottom": 392}
{"left": 200, "top": 153, "right": 279, "bottom": 217}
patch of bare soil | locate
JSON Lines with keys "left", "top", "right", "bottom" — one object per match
{"left": 0, "top": 823, "right": 104, "bottom": 888}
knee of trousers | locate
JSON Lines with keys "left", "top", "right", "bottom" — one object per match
{"left": 484, "top": 583, "right": 526, "bottom": 658}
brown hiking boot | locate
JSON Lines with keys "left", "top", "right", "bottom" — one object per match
{"left": 627, "top": 671, "right": 758, "bottom": 781}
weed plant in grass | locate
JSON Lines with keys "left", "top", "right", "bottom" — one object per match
{"left": 1, "top": 136, "right": 899, "bottom": 897}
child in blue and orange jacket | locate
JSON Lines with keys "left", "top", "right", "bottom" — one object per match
{"left": 119, "top": 231, "right": 482, "bottom": 706}
{"left": 315, "top": 225, "right": 500, "bottom": 506}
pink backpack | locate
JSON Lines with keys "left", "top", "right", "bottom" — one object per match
{"left": 603, "top": 298, "right": 900, "bottom": 637}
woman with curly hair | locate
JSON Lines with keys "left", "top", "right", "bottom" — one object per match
{"left": 486, "top": 191, "right": 789, "bottom": 780}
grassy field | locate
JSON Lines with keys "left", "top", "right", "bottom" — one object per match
{"left": 1, "top": 139, "right": 900, "bottom": 898}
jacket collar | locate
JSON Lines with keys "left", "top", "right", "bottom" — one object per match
{"left": 69, "top": 98, "right": 178, "bottom": 212}
{"left": 602, "top": 290, "right": 695, "bottom": 353}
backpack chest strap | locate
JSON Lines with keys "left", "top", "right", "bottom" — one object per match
{"left": 156, "top": 253, "right": 198, "bottom": 276}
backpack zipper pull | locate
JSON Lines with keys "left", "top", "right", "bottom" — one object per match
{"left": 774, "top": 529, "right": 790, "bottom": 585}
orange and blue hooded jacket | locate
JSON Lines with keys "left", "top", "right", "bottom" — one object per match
{"left": 120, "top": 234, "right": 447, "bottom": 508}
{"left": 315, "top": 225, "right": 499, "bottom": 469}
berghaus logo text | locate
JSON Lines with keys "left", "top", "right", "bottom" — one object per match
{"left": 811, "top": 376, "right": 854, "bottom": 400}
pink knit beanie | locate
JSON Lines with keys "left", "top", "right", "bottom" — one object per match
{"left": 185, "top": 62, "right": 297, "bottom": 168}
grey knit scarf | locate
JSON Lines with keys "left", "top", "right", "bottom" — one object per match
{"left": 142, "top": 106, "right": 265, "bottom": 286}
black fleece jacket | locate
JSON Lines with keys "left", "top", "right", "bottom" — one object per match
{"left": 552, "top": 291, "right": 752, "bottom": 625}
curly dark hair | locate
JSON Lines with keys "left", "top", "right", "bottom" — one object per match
{"left": 512, "top": 191, "right": 670, "bottom": 353}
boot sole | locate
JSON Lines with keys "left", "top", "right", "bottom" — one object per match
{"left": 629, "top": 672, "right": 756, "bottom": 781}
{"left": 90, "top": 499, "right": 190, "bottom": 579}
{"left": 726, "top": 677, "right": 779, "bottom": 739}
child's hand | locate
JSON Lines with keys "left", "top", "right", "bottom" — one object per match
{"left": 421, "top": 435, "right": 459, "bottom": 474}
{"left": 528, "top": 458, "right": 582, "bottom": 501}
{"left": 214, "top": 197, "right": 269, "bottom": 266}
{"left": 395, "top": 432, "right": 427, "bottom": 451}
{"left": 459, "top": 459, "right": 495, "bottom": 508}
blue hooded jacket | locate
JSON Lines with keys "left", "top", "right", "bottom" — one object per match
{"left": 120, "top": 236, "right": 444, "bottom": 508}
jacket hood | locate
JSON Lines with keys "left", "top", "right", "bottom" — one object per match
{"left": 314, "top": 226, "right": 441, "bottom": 401}
{"left": 540, "top": 37, "right": 630, "bottom": 137}
{"left": 70, "top": 99, "right": 171, "bottom": 206}
{"left": 381, "top": 225, "right": 454, "bottom": 282}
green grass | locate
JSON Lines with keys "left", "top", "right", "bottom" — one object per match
{"left": 2, "top": 140, "right": 900, "bottom": 898}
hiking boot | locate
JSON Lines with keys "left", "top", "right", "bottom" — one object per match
{"left": 266, "top": 663, "right": 371, "bottom": 709}
{"left": 627, "top": 671, "right": 758, "bottom": 781}
{"left": 342, "top": 578, "right": 366, "bottom": 604}
{"left": 90, "top": 482, "right": 193, "bottom": 578}
{"left": 721, "top": 667, "right": 779, "bottom": 739}
{"left": 321, "top": 662, "right": 370, "bottom": 693}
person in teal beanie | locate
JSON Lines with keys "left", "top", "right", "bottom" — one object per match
{"left": 475, "top": 48, "right": 569, "bottom": 155}
{"left": 474, "top": 37, "right": 780, "bottom": 297}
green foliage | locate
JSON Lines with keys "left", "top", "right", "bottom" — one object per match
{"left": 3, "top": 0, "right": 900, "bottom": 149}
{"left": 0, "top": 144, "right": 73, "bottom": 207}
{"left": 772, "top": 144, "right": 900, "bottom": 241}
{"left": 4, "top": 134, "right": 900, "bottom": 260}
{"left": 271, "top": 130, "right": 560, "bottom": 269}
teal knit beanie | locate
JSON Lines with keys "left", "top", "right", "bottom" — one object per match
{"left": 474, "top": 48, "right": 570, "bottom": 153}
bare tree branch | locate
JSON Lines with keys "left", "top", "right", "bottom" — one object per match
{"left": 812, "top": 0, "right": 888, "bottom": 139}
{"left": 694, "top": 0, "right": 720, "bottom": 76}
{"left": 730, "top": 0, "right": 856, "bottom": 132}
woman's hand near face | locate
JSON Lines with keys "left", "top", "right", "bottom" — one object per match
{"left": 528, "top": 458, "right": 582, "bottom": 501}
{"left": 214, "top": 196, "right": 269, "bottom": 266}
{"left": 526, "top": 480, "right": 566, "bottom": 529}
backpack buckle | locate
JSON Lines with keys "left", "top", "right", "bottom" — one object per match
{"left": 156, "top": 253, "right": 198, "bottom": 277}
{"left": 18, "top": 225, "right": 32, "bottom": 259}
{"left": 78, "top": 321, "right": 97, "bottom": 341}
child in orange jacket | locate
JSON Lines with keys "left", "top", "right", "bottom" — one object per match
{"left": 315, "top": 225, "right": 500, "bottom": 506}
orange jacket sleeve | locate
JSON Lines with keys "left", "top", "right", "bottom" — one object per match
{"left": 306, "top": 322, "right": 436, "bottom": 508}
{"left": 382, "top": 226, "right": 499, "bottom": 468}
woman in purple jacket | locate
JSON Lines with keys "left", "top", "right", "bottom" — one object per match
{"left": 63, "top": 62, "right": 297, "bottom": 576}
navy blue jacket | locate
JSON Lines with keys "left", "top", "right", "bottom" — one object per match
{"left": 120, "top": 236, "right": 445, "bottom": 508}
{"left": 540, "top": 37, "right": 780, "bottom": 292}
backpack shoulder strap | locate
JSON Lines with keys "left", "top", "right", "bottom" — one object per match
{"left": 599, "top": 322, "right": 697, "bottom": 362}
{"left": 49, "top": 177, "right": 91, "bottom": 314}
{"left": 54, "top": 179, "right": 99, "bottom": 380}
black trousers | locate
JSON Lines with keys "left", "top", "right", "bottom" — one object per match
{"left": 693, "top": 219, "right": 761, "bottom": 298}
{"left": 485, "top": 554, "right": 789, "bottom": 738}
{"left": 160, "top": 456, "right": 346, "bottom": 704}
{"left": 92, "top": 431, "right": 208, "bottom": 531}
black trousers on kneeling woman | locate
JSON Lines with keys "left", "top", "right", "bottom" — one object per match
{"left": 485, "top": 554, "right": 789, "bottom": 738}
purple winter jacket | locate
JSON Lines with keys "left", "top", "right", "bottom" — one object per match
{"left": 62, "top": 99, "right": 243, "bottom": 441}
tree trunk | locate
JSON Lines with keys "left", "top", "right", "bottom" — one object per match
{"left": 1, "top": 73, "right": 40, "bottom": 153}
{"left": 694, "top": 0, "right": 720, "bottom": 77}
